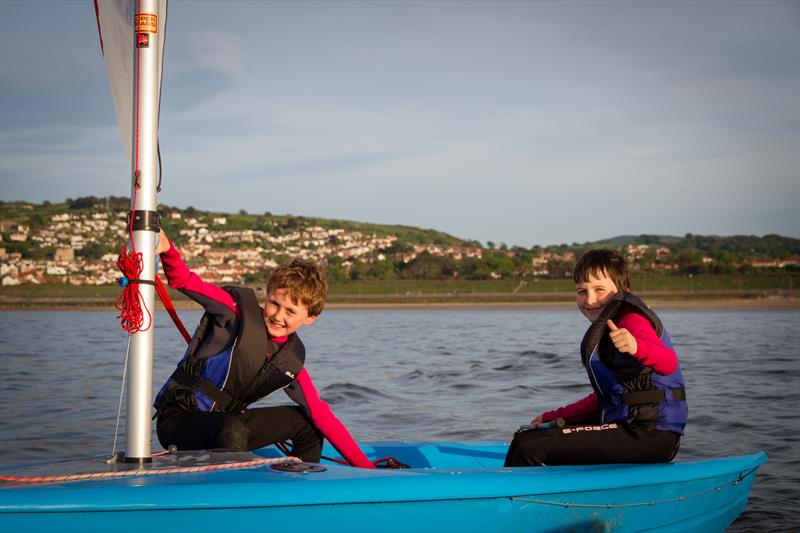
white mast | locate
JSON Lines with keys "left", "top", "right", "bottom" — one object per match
{"left": 96, "top": 0, "right": 172, "bottom": 463}
{"left": 123, "top": 0, "right": 166, "bottom": 463}
{"left": 95, "top": 0, "right": 167, "bottom": 463}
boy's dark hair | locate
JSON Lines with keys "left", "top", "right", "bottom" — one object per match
{"left": 573, "top": 249, "right": 630, "bottom": 291}
{"left": 267, "top": 258, "right": 328, "bottom": 316}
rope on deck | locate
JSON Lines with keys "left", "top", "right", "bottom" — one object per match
{"left": 0, "top": 456, "right": 300, "bottom": 484}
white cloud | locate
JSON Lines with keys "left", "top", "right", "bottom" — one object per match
{"left": 1, "top": 0, "right": 798, "bottom": 246}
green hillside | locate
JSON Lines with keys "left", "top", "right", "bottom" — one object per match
{"left": 1, "top": 198, "right": 798, "bottom": 286}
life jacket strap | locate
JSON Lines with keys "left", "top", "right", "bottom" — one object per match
{"left": 622, "top": 388, "right": 686, "bottom": 405}
{"left": 171, "top": 367, "right": 242, "bottom": 413}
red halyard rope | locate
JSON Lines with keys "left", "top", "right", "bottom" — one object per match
{"left": 155, "top": 276, "right": 192, "bottom": 342}
{"left": 115, "top": 246, "right": 151, "bottom": 334}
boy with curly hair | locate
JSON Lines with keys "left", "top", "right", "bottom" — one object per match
{"left": 153, "top": 230, "right": 374, "bottom": 468}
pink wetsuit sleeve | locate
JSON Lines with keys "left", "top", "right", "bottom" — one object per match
{"left": 540, "top": 392, "right": 599, "bottom": 424}
{"left": 617, "top": 311, "right": 677, "bottom": 375}
{"left": 294, "top": 368, "right": 375, "bottom": 469}
{"left": 159, "top": 239, "right": 237, "bottom": 314}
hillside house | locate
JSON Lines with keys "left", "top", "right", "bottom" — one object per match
{"left": 54, "top": 248, "right": 75, "bottom": 262}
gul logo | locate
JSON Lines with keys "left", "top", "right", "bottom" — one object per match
{"left": 135, "top": 13, "right": 158, "bottom": 33}
{"left": 562, "top": 423, "right": 618, "bottom": 434}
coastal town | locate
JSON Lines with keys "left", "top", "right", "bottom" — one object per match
{"left": 0, "top": 204, "right": 485, "bottom": 286}
{"left": 1, "top": 200, "right": 799, "bottom": 287}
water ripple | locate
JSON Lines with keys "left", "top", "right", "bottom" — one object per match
{"left": 0, "top": 308, "right": 797, "bottom": 530}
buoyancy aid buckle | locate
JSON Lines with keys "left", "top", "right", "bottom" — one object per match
{"left": 170, "top": 367, "right": 242, "bottom": 413}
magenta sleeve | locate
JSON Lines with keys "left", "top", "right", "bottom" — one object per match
{"left": 159, "top": 239, "right": 237, "bottom": 314}
{"left": 540, "top": 392, "right": 599, "bottom": 424}
{"left": 294, "top": 369, "right": 375, "bottom": 469}
{"left": 617, "top": 311, "right": 677, "bottom": 375}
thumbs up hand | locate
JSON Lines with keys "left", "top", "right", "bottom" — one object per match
{"left": 606, "top": 320, "right": 638, "bottom": 355}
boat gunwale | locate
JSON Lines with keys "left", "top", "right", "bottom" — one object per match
{"left": 0, "top": 451, "right": 767, "bottom": 513}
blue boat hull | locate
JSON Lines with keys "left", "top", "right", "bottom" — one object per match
{"left": 0, "top": 442, "right": 766, "bottom": 533}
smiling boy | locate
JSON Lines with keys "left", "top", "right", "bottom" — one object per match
{"left": 153, "top": 230, "right": 374, "bottom": 468}
{"left": 504, "top": 249, "right": 688, "bottom": 467}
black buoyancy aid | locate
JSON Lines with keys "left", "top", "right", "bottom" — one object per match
{"left": 154, "top": 286, "right": 305, "bottom": 414}
{"left": 580, "top": 291, "right": 688, "bottom": 433}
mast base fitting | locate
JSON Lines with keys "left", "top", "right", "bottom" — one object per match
{"left": 122, "top": 455, "right": 154, "bottom": 464}
{"left": 128, "top": 210, "right": 161, "bottom": 232}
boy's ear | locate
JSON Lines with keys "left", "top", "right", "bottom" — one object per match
{"left": 303, "top": 315, "right": 318, "bottom": 326}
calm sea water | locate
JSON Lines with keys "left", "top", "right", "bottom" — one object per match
{"left": 0, "top": 307, "right": 798, "bottom": 531}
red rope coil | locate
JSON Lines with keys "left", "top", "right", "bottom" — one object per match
{"left": 115, "top": 245, "right": 151, "bottom": 334}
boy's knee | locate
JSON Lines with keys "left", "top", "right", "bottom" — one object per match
{"left": 506, "top": 432, "right": 550, "bottom": 467}
{"left": 216, "top": 418, "right": 250, "bottom": 450}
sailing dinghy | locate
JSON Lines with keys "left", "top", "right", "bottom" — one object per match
{"left": 0, "top": 442, "right": 766, "bottom": 533}
{"left": 0, "top": 2, "right": 766, "bottom": 532}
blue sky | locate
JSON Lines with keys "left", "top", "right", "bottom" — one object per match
{"left": 1, "top": 0, "right": 798, "bottom": 247}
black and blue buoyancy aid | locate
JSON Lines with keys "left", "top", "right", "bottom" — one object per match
{"left": 154, "top": 286, "right": 305, "bottom": 415}
{"left": 580, "top": 291, "right": 688, "bottom": 434}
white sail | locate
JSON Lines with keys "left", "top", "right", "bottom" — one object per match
{"left": 95, "top": 0, "right": 166, "bottom": 163}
